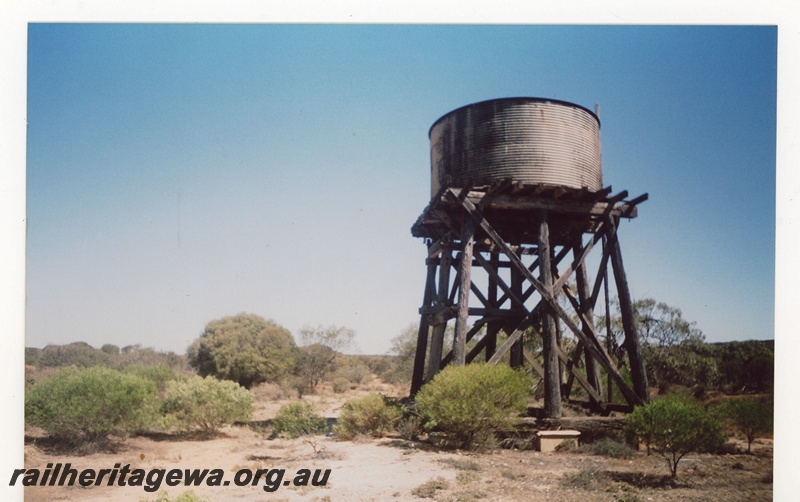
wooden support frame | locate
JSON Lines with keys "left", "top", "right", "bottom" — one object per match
{"left": 410, "top": 183, "right": 650, "bottom": 416}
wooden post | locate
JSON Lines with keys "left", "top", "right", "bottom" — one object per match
{"left": 509, "top": 257, "right": 525, "bottom": 368}
{"left": 453, "top": 219, "right": 475, "bottom": 365}
{"left": 485, "top": 252, "right": 500, "bottom": 361}
{"left": 574, "top": 238, "right": 602, "bottom": 405}
{"left": 538, "top": 210, "right": 562, "bottom": 419}
{"left": 603, "top": 236, "right": 614, "bottom": 403}
{"left": 411, "top": 259, "right": 437, "bottom": 394}
{"left": 607, "top": 218, "right": 650, "bottom": 404}
{"left": 425, "top": 249, "right": 452, "bottom": 382}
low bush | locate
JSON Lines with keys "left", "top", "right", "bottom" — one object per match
{"left": 123, "top": 364, "right": 183, "bottom": 392}
{"left": 335, "top": 356, "right": 372, "bottom": 385}
{"left": 332, "top": 376, "right": 351, "bottom": 394}
{"left": 411, "top": 477, "right": 449, "bottom": 498}
{"left": 25, "top": 366, "right": 159, "bottom": 442}
{"left": 625, "top": 396, "right": 725, "bottom": 478}
{"left": 161, "top": 376, "right": 254, "bottom": 434}
{"left": 277, "top": 374, "right": 306, "bottom": 399}
{"left": 397, "top": 416, "right": 423, "bottom": 441}
{"left": 272, "top": 401, "right": 327, "bottom": 439}
{"left": 334, "top": 394, "right": 402, "bottom": 440}
{"left": 415, "top": 364, "right": 530, "bottom": 449}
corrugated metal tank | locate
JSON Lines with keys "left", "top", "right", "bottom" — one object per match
{"left": 430, "top": 98, "right": 603, "bottom": 197}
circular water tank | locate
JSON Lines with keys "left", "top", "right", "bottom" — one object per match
{"left": 429, "top": 98, "right": 602, "bottom": 197}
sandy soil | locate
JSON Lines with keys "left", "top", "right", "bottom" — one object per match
{"left": 22, "top": 387, "right": 773, "bottom": 502}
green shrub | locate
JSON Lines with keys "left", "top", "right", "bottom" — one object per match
{"left": 334, "top": 394, "right": 402, "bottom": 440}
{"left": 161, "top": 376, "right": 254, "bottom": 434}
{"left": 625, "top": 396, "right": 725, "bottom": 478}
{"left": 714, "top": 397, "right": 773, "bottom": 453}
{"left": 187, "top": 314, "right": 297, "bottom": 388}
{"left": 415, "top": 364, "right": 530, "bottom": 449}
{"left": 25, "top": 366, "right": 159, "bottom": 442}
{"left": 272, "top": 400, "right": 327, "bottom": 439}
{"left": 123, "top": 364, "right": 182, "bottom": 392}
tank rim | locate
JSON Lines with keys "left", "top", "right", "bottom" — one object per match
{"left": 428, "top": 97, "right": 601, "bottom": 139}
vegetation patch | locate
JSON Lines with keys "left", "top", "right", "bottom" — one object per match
{"left": 272, "top": 400, "right": 327, "bottom": 439}
{"left": 334, "top": 394, "right": 403, "bottom": 440}
{"left": 25, "top": 366, "right": 159, "bottom": 444}
{"left": 415, "top": 364, "right": 530, "bottom": 450}
{"left": 439, "top": 457, "right": 481, "bottom": 471}
{"left": 187, "top": 313, "right": 296, "bottom": 389}
{"left": 161, "top": 375, "right": 254, "bottom": 435}
{"left": 712, "top": 397, "right": 773, "bottom": 453}
{"left": 625, "top": 396, "right": 725, "bottom": 478}
{"left": 411, "top": 477, "right": 450, "bottom": 498}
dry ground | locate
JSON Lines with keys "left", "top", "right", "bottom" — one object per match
{"left": 22, "top": 382, "right": 773, "bottom": 502}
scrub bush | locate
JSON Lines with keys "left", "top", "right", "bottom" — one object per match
{"left": 25, "top": 366, "right": 159, "bottom": 442}
{"left": 415, "top": 364, "right": 530, "bottom": 449}
{"left": 161, "top": 376, "right": 254, "bottom": 434}
{"left": 332, "top": 376, "right": 351, "bottom": 394}
{"left": 123, "top": 364, "right": 183, "bottom": 392}
{"left": 334, "top": 394, "right": 402, "bottom": 440}
{"left": 272, "top": 400, "right": 327, "bottom": 439}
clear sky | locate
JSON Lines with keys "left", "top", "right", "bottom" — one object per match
{"left": 22, "top": 24, "right": 777, "bottom": 355}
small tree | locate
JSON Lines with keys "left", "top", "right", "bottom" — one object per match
{"left": 626, "top": 397, "right": 725, "bottom": 478}
{"left": 295, "top": 344, "right": 338, "bottom": 393}
{"left": 415, "top": 364, "right": 530, "bottom": 449}
{"left": 25, "top": 366, "right": 159, "bottom": 442}
{"left": 294, "top": 325, "right": 355, "bottom": 391}
{"left": 187, "top": 314, "right": 297, "bottom": 388}
{"left": 273, "top": 401, "right": 327, "bottom": 439}
{"left": 161, "top": 376, "right": 254, "bottom": 435}
{"left": 715, "top": 398, "right": 773, "bottom": 453}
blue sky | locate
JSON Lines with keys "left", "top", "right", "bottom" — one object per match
{"left": 23, "top": 24, "right": 776, "bottom": 355}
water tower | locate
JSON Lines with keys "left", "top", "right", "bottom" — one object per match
{"left": 409, "top": 98, "right": 650, "bottom": 417}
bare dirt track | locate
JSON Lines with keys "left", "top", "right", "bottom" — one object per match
{"left": 22, "top": 387, "right": 773, "bottom": 502}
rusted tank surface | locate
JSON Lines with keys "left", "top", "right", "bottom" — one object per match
{"left": 429, "top": 98, "right": 602, "bottom": 197}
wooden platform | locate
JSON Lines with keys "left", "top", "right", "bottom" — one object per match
{"left": 412, "top": 182, "right": 646, "bottom": 247}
